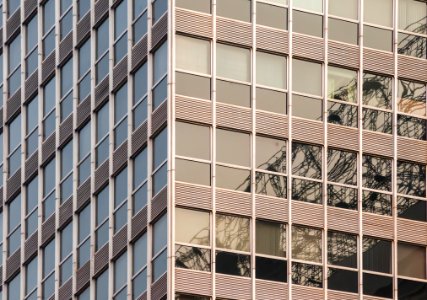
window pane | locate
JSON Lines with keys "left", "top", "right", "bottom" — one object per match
{"left": 176, "top": 245, "right": 211, "bottom": 271}
{"left": 114, "top": 0, "right": 127, "bottom": 38}
{"left": 176, "top": 122, "right": 210, "bottom": 160}
{"left": 153, "top": 128, "right": 167, "bottom": 169}
{"left": 96, "top": 271, "right": 109, "bottom": 300}
{"left": 293, "top": 11, "right": 323, "bottom": 37}
{"left": 153, "top": 249, "right": 167, "bottom": 281}
{"left": 256, "top": 88, "right": 287, "bottom": 114}
{"left": 133, "top": 234, "right": 147, "bottom": 272}
{"left": 327, "top": 148, "right": 357, "bottom": 185}
{"left": 216, "top": 251, "right": 251, "bottom": 277}
{"left": 398, "top": 114, "right": 426, "bottom": 140}
{"left": 216, "top": 214, "right": 250, "bottom": 252}
{"left": 114, "top": 252, "right": 127, "bottom": 292}
{"left": 134, "top": 149, "right": 147, "bottom": 188}
{"left": 257, "top": 3, "right": 287, "bottom": 30}
{"left": 293, "top": 0, "right": 322, "bottom": 13}
{"left": 329, "top": 0, "right": 358, "bottom": 19}
{"left": 328, "top": 66, "right": 357, "bottom": 103}
{"left": 257, "top": 52, "right": 286, "bottom": 89}
{"left": 256, "top": 220, "right": 286, "bottom": 257}
{"left": 363, "top": 273, "right": 393, "bottom": 298}
{"left": 364, "top": 25, "right": 393, "bottom": 52}
{"left": 175, "top": 208, "right": 210, "bottom": 246}
{"left": 292, "top": 178, "right": 322, "bottom": 204}
{"left": 216, "top": 80, "right": 251, "bottom": 107}
{"left": 153, "top": 214, "right": 167, "bottom": 255}
{"left": 327, "top": 184, "right": 358, "bottom": 210}
{"left": 176, "top": 0, "right": 211, "bottom": 13}
{"left": 256, "top": 136, "right": 286, "bottom": 172}
{"left": 256, "top": 172, "right": 285, "bottom": 198}
{"left": 96, "top": 20, "right": 109, "bottom": 58}
{"left": 256, "top": 256, "right": 287, "bottom": 282}
{"left": 328, "top": 231, "right": 357, "bottom": 268}
{"left": 176, "top": 159, "right": 211, "bottom": 186}
{"left": 398, "top": 79, "right": 426, "bottom": 117}
{"left": 176, "top": 72, "right": 211, "bottom": 100}
{"left": 152, "top": 0, "right": 167, "bottom": 23}
{"left": 292, "top": 226, "right": 322, "bottom": 263}
{"left": 217, "top": 129, "right": 250, "bottom": 166}
{"left": 292, "top": 143, "right": 322, "bottom": 179}
{"left": 398, "top": 242, "right": 426, "bottom": 279}
{"left": 364, "top": 0, "right": 393, "bottom": 27}
{"left": 398, "top": 279, "right": 427, "bottom": 299}
{"left": 363, "top": 237, "right": 392, "bottom": 273}
{"left": 398, "top": 33, "right": 427, "bottom": 59}
{"left": 397, "top": 196, "right": 427, "bottom": 222}
{"left": 362, "top": 155, "right": 392, "bottom": 191}
{"left": 399, "top": 0, "right": 427, "bottom": 33}
{"left": 176, "top": 36, "right": 210, "bottom": 74}
{"left": 363, "top": 108, "right": 393, "bottom": 134}
{"left": 363, "top": 191, "right": 392, "bottom": 217}
{"left": 153, "top": 42, "right": 167, "bottom": 84}
{"left": 397, "top": 161, "right": 426, "bottom": 197}
{"left": 328, "top": 268, "right": 358, "bottom": 294}
{"left": 293, "top": 59, "right": 322, "bottom": 96}
{"left": 217, "top": 0, "right": 250, "bottom": 22}
{"left": 216, "top": 165, "right": 251, "bottom": 192}
{"left": 217, "top": 44, "right": 250, "bottom": 82}
{"left": 292, "top": 262, "right": 323, "bottom": 287}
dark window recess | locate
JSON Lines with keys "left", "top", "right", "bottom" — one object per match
{"left": 328, "top": 268, "right": 358, "bottom": 294}
{"left": 398, "top": 278, "right": 427, "bottom": 300}
{"left": 363, "top": 273, "right": 393, "bottom": 299}
{"left": 255, "top": 256, "right": 287, "bottom": 283}
{"left": 397, "top": 197, "right": 427, "bottom": 222}
{"left": 215, "top": 251, "right": 250, "bottom": 277}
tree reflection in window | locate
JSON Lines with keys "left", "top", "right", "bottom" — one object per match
{"left": 328, "top": 231, "right": 357, "bottom": 268}
{"left": 175, "top": 245, "right": 211, "bottom": 272}
{"left": 292, "top": 178, "right": 322, "bottom": 204}
{"left": 327, "top": 184, "right": 358, "bottom": 210}
{"left": 216, "top": 214, "right": 250, "bottom": 252}
{"left": 397, "top": 161, "right": 426, "bottom": 197}
{"left": 328, "top": 149, "right": 357, "bottom": 185}
{"left": 363, "top": 191, "right": 392, "bottom": 216}
{"left": 292, "top": 262, "right": 323, "bottom": 287}
{"left": 362, "top": 155, "right": 392, "bottom": 191}
{"left": 292, "top": 143, "right": 322, "bottom": 179}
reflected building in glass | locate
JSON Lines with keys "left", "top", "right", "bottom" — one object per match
{"left": 0, "top": 0, "right": 426, "bottom": 299}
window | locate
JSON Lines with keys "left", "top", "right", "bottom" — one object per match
{"left": 398, "top": 79, "right": 426, "bottom": 140}
{"left": 96, "top": 19, "right": 109, "bottom": 83}
{"left": 42, "top": 240, "right": 55, "bottom": 300}
{"left": 114, "top": 0, "right": 128, "bottom": 64}
{"left": 175, "top": 208, "right": 211, "bottom": 272}
{"left": 8, "top": 0, "right": 20, "bottom": 16}
{"left": 216, "top": 214, "right": 250, "bottom": 277}
{"left": 293, "top": 10, "right": 323, "bottom": 37}
{"left": 133, "top": 234, "right": 148, "bottom": 299}
{"left": 133, "top": 149, "right": 148, "bottom": 214}
{"left": 25, "top": 258, "right": 38, "bottom": 299}
{"left": 256, "top": 136, "right": 287, "bottom": 198}
{"left": 398, "top": 242, "right": 426, "bottom": 279}
{"left": 60, "top": 141, "right": 73, "bottom": 203}
{"left": 133, "top": 0, "right": 148, "bottom": 43}
{"left": 255, "top": 220, "right": 287, "bottom": 282}
{"left": 257, "top": 1, "right": 288, "bottom": 30}
{"left": 43, "top": 78, "right": 56, "bottom": 139}
{"left": 78, "top": 204, "right": 91, "bottom": 267}
{"left": 43, "top": 159, "right": 56, "bottom": 220}
{"left": 60, "top": 0, "right": 73, "bottom": 39}
{"left": 153, "top": 42, "right": 168, "bottom": 109}
{"left": 293, "top": 59, "right": 322, "bottom": 96}
{"left": 43, "top": 0, "right": 55, "bottom": 58}
{"left": 217, "top": 0, "right": 251, "bottom": 22}
{"left": 114, "top": 168, "right": 128, "bottom": 232}
{"left": 96, "top": 270, "right": 109, "bottom": 300}
{"left": 216, "top": 165, "right": 251, "bottom": 192}
{"left": 8, "top": 34, "right": 21, "bottom": 96}
{"left": 26, "top": 96, "right": 39, "bottom": 157}
{"left": 364, "top": 0, "right": 393, "bottom": 27}
{"left": 256, "top": 87, "right": 287, "bottom": 114}
{"left": 397, "top": 160, "right": 426, "bottom": 197}
{"left": 217, "top": 129, "right": 250, "bottom": 167}
{"left": 257, "top": 52, "right": 286, "bottom": 90}
{"left": 78, "top": 0, "right": 91, "bottom": 19}
{"left": 60, "top": 223, "right": 73, "bottom": 284}
{"left": 292, "top": 225, "right": 323, "bottom": 287}
{"left": 78, "top": 39, "right": 91, "bottom": 102}
{"left": 328, "top": 231, "right": 357, "bottom": 268}
{"left": 96, "top": 103, "right": 109, "bottom": 167}
{"left": 8, "top": 274, "right": 21, "bottom": 300}
{"left": 217, "top": 44, "right": 250, "bottom": 82}
{"left": 176, "top": 36, "right": 211, "bottom": 74}
{"left": 152, "top": 0, "right": 167, "bottom": 23}
{"left": 362, "top": 237, "right": 393, "bottom": 298}
{"left": 329, "top": 0, "right": 358, "bottom": 20}
{"left": 133, "top": 63, "right": 148, "bottom": 128}
{"left": 327, "top": 149, "right": 358, "bottom": 210}
{"left": 8, "top": 194, "right": 21, "bottom": 256}
{"left": 217, "top": 79, "right": 251, "bottom": 107}
{"left": 114, "top": 83, "right": 128, "bottom": 148}
{"left": 293, "top": 0, "right": 322, "bottom": 13}
{"left": 78, "top": 122, "right": 91, "bottom": 185}
{"left": 364, "top": 25, "right": 393, "bottom": 52}
{"left": 26, "top": 15, "right": 38, "bottom": 77}
{"left": 292, "top": 143, "right": 322, "bottom": 204}
{"left": 114, "top": 252, "right": 128, "bottom": 299}
{"left": 25, "top": 177, "right": 38, "bottom": 238}
{"left": 176, "top": 0, "right": 211, "bottom": 13}
{"left": 398, "top": 0, "right": 427, "bottom": 58}
{"left": 60, "top": 59, "right": 73, "bottom": 121}
{"left": 152, "top": 128, "right": 168, "bottom": 195}
{"left": 8, "top": 114, "right": 21, "bottom": 176}
{"left": 397, "top": 196, "right": 427, "bottom": 222}
{"left": 96, "top": 186, "right": 109, "bottom": 250}
{"left": 152, "top": 214, "right": 167, "bottom": 281}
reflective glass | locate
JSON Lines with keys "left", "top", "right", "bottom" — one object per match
{"left": 176, "top": 0, "right": 211, "bottom": 13}
{"left": 292, "top": 178, "right": 322, "bottom": 204}
{"left": 293, "top": 0, "right": 322, "bottom": 12}
{"left": 328, "top": 184, "right": 358, "bottom": 210}
{"left": 329, "top": 0, "right": 358, "bottom": 19}
{"left": 256, "top": 88, "right": 287, "bottom": 114}
{"left": 363, "top": 273, "right": 393, "bottom": 298}
{"left": 216, "top": 80, "right": 251, "bottom": 107}
{"left": 256, "top": 256, "right": 287, "bottom": 282}
{"left": 257, "top": 3, "right": 287, "bottom": 30}
{"left": 176, "top": 72, "right": 211, "bottom": 100}
{"left": 362, "top": 155, "right": 392, "bottom": 191}
{"left": 217, "top": 44, "right": 251, "bottom": 82}
{"left": 216, "top": 214, "right": 250, "bottom": 251}
{"left": 364, "top": 25, "right": 393, "bottom": 52}
{"left": 363, "top": 237, "right": 392, "bottom": 273}
{"left": 256, "top": 220, "right": 286, "bottom": 257}
{"left": 257, "top": 52, "right": 286, "bottom": 89}
{"left": 217, "top": 0, "right": 251, "bottom": 22}
{"left": 399, "top": 0, "right": 427, "bottom": 33}
{"left": 176, "top": 122, "right": 210, "bottom": 160}
{"left": 292, "top": 226, "right": 322, "bottom": 263}
{"left": 293, "top": 11, "right": 323, "bottom": 37}
{"left": 216, "top": 251, "right": 251, "bottom": 277}
{"left": 153, "top": 42, "right": 167, "bottom": 84}
{"left": 328, "top": 231, "right": 357, "bottom": 268}
{"left": 176, "top": 245, "right": 211, "bottom": 271}
{"left": 216, "top": 165, "right": 251, "bottom": 192}
{"left": 292, "top": 262, "right": 322, "bottom": 287}
{"left": 176, "top": 159, "right": 211, "bottom": 186}
{"left": 293, "top": 59, "right": 322, "bottom": 96}
{"left": 217, "top": 129, "right": 250, "bottom": 166}
{"left": 328, "top": 268, "right": 358, "bottom": 293}
{"left": 256, "top": 136, "right": 286, "bottom": 172}
{"left": 398, "top": 242, "right": 426, "bottom": 279}
{"left": 328, "top": 149, "right": 357, "bottom": 185}
{"left": 398, "top": 79, "right": 426, "bottom": 117}
{"left": 176, "top": 36, "right": 210, "bottom": 74}
{"left": 364, "top": 0, "right": 393, "bottom": 27}
{"left": 292, "top": 143, "right": 322, "bottom": 179}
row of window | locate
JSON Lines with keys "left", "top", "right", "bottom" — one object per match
{"left": 176, "top": 35, "right": 427, "bottom": 140}
{"left": 178, "top": 0, "right": 427, "bottom": 58}
{"left": 176, "top": 121, "right": 426, "bottom": 221}
{"left": 175, "top": 207, "right": 427, "bottom": 299}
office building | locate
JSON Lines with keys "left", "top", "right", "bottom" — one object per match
{"left": 0, "top": 0, "right": 426, "bottom": 299}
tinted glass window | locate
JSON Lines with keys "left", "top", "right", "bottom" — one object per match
{"left": 399, "top": 0, "right": 427, "bottom": 33}
{"left": 293, "top": 59, "right": 322, "bottom": 96}
{"left": 328, "top": 67, "right": 357, "bottom": 103}
{"left": 363, "top": 273, "right": 393, "bottom": 298}
{"left": 363, "top": 237, "right": 392, "bottom": 273}
{"left": 292, "top": 143, "right": 322, "bottom": 179}
{"left": 293, "top": 11, "right": 323, "bottom": 37}
{"left": 217, "top": 80, "right": 251, "bottom": 107}
{"left": 256, "top": 136, "right": 286, "bottom": 173}
{"left": 153, "top": 128, "right": 167, "bottom": 169}
{"left": 176, "top": 36, "right": 210, "bottom": 74}
{"left": 176, "top": 159, "right": 211, "bottom": 186}
{"left": 216, "top": 165, "right": 251, "bottom": 192}
{"left": 217, "top": 44, "right": 251, "bottom": 82}
{"left": 397, "top": 161, "right": 426, "bottom": 197}
{"left": 176, "top": 0, "right": 211, "bottom": 13}
{"left": 257, "top": 52, "right": 286, "bottom": 89}
{"left": 176, "top": 72, "right": 211, "bottom": 100}
{"left": 216, "top": 251, "right": 251, "bottom": 277}
{"left": 292, "top": 226, "right": 322, "bottom": 263}
{"left": 217, "top": 129, "right": 250, "bottom": 167}
{"left": 176, "top": 208, "right": 209, "bottom": 246}
{"left": 364, "top": 25, "right": 393, "bottom": 52}
{"left": 257, "top": 3, "right": 287, "bottom": 30}
{"left": 398, "top": 79, "right": 426, "bottom": 117}
{"left": 328, "top": 231, "right": 357, "bottom": 268}
{"left": 329, "top": 0, "right": 358, "bottom": 19}
{"left": 362, "top": 155, "right": 392, "bottom": 191}
{"left": 292, "top": 262, "right": 323, "bottom": 287}
{"left": 216, "top": 214, "right": 250, "bottom": 252}
{"left": 328, "top": 149, "right": 357, "bottom": 185}
{"left": 153, "top": 42, "right": 167, "bottom": 84}
{"left": 398, "top": 242, "right": 426, "bottom": 279}
{"left": 256, "top": 220, "right": 286, "bottom": 257}
{"left": 153, "top": 214, "right": 167, "bottom": 254}
{"left": 364, "top": 0, "right": 393, "bottom": 27}
{"left": 176, "top": 122, "right": 210, "bottom": 160}
{"left": 328, "top": 268, "right": 358, "bottom": 294}
{"left": 256, "top": 88, "right": 287, "bottom": 114}
{"left": 217, "top": 0, "right": 251, "bottom": 22}
{"left": 256, "top": 256, "right": 287, "bottom": 282}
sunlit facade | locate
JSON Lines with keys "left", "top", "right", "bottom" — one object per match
{"left": 0, "top": 0, "right": 426, "bottom": 300}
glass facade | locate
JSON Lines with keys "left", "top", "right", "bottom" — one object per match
{"left": 0, "top": 0, "right": 425, "bottom": 300}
